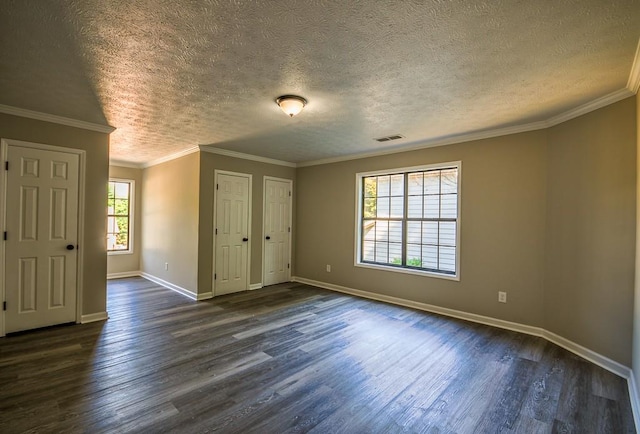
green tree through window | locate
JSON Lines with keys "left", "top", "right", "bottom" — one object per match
{"left": 107, "top": 180, "right": 131, "bottom": 251}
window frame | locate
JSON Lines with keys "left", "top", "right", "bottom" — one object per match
{"left": 354, "top": 161, "right": 461, "bottom": 281}
{"left": 107, "top": 178, "right": 135, "bottom": 255}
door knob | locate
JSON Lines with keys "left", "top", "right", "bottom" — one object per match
{"left": 242, "top": 237, "right": 248, "bottom": 242}
{"left": 66, "top": 244, "right": 75, "bottom": 250}
{"left": 265, "top": 236, "right": 271, "bottom": 240}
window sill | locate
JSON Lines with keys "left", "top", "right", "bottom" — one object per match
{"left": 108, "top": 250, "right": 134, "bottom": 256}
{"left": 355, "top": 262, "right": 459, "bottom": 281}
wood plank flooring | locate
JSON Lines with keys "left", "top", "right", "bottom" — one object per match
{"left": 0, "top": 277, "right": 635, "bottom": 433}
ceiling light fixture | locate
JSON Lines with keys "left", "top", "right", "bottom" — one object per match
{"left": 276, "top": 95, "right": 307, "bottom": 117}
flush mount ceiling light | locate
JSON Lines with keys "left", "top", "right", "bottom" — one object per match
{"left": 276, "top": 95, "right": 307, "bottom": 117}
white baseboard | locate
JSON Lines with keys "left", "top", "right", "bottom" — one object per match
{"left": 81, "top": 312, "right": 109, "bottom": 323}
{"left": 293, "top": 276, "right": 544, "bottom": 335}
{"left": 542, "top": 330, "right": 631, "bottom": 379}
{"left": 141, "top": 272, "right": 198, "bottom": 301}
{"left": 291, "top": 276, "right": 631, "bottom": 380}
{"left": 108, "top": 271, "right": 210, "bottom": 300}
{"left": 628, "top": 372, "right": 640, "bottom": 430}
{"left": 107, "top": 271, "right": 141, "bottom": 280}
{"left": 249, "top": 283, "right": 263, "bottom": 290}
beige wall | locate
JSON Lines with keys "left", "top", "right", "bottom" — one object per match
{"left": 295, "top": 97, "right": 637, "bottom": 365}
{"left": 545, "top": 97, "right": 636, "bottom": 366}
{"left": 296, "top": 130, "right": 548, "bottom": 327}
{"left": 107, "top": 165, "right": 143, "bottom": 275}
{"left": 141, "top": 152, "right": 200, "bottom": 293}
{"left": 0, "top": 113, "right": 110, "bottom": 316}
{"left": 198, "top": 152, "right": 296, "bottom": 295}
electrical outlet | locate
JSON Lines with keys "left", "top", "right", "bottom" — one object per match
{"left": 164, "top": 262, "right": 169, "bottom": 271}
{"left": 326, "top": 264, "right": 331, "bottom": 272}
{"left": 498, "top": 291, "right": 507, "bottom": 303}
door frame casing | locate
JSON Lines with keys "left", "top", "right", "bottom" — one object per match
{"left": 212, "top": 170, "right": 252, "bottom": 296}
{"left": 262, "top": 176, "right": 293, "bottom": 286}
{"left": 0, "top": 138, "right": 86, "bottom": 337}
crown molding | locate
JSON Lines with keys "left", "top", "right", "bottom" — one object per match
{"left": 199, "top": 146, "right": 297, "bottom": 168}
{"left": 627, "top": 38, "right": 640, "bottom": 94}
{"left": 109, "top": 160, "right": 143, "bottom": 169}
{"left": 298, "top": 86, "right": 636, "bottom": 168}
{"left": 0, "top": 104, "right": 115, "bottom": 133}
{"left": 297, "top": 120, "right": 549, "bottom": 167}
{"left": 141, "top": 146, "right": 200, "bottom": 168}
{"left": 545, "top": 88, "right": 635, "bottom": 127}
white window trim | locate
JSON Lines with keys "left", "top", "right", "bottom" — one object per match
{"left": 354, "top": 161, "right": 461, "bottom": 281}
{"left": 107, "top": 178, "right": 135, "bottom": 256}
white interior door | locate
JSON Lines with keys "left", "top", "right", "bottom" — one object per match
{"left": 5, "top": 144, "right": 79, "bottom": 333}
{"left": 263, "top": 178, "right": 291, "bottom": 286}
{"left": 214, "top": 173, "right": 250, "bottom": 296}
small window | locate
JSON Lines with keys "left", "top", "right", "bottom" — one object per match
{"left": 356, "top": 162, "right": 460, "bottom": 279}
{"left": 107, "top": 179, "right": 134, "bottom": 254}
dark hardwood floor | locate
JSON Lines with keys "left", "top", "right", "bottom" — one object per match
{"left": 0, "top": 277, "right": 635, "bottom": 433}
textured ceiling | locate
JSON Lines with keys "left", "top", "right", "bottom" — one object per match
{"left": 0, "top": 1, "right": 638, "bottom": 165}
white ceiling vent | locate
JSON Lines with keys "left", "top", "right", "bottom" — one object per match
{"left": 374, "top": 134, "right": 405, "bottom": 143}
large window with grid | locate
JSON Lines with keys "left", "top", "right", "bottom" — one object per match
{"left": 356, "top": 162, "right": 460, "bottom": 279}
{"left": 107, "top": 179, "right": 134, "bottom": 254}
